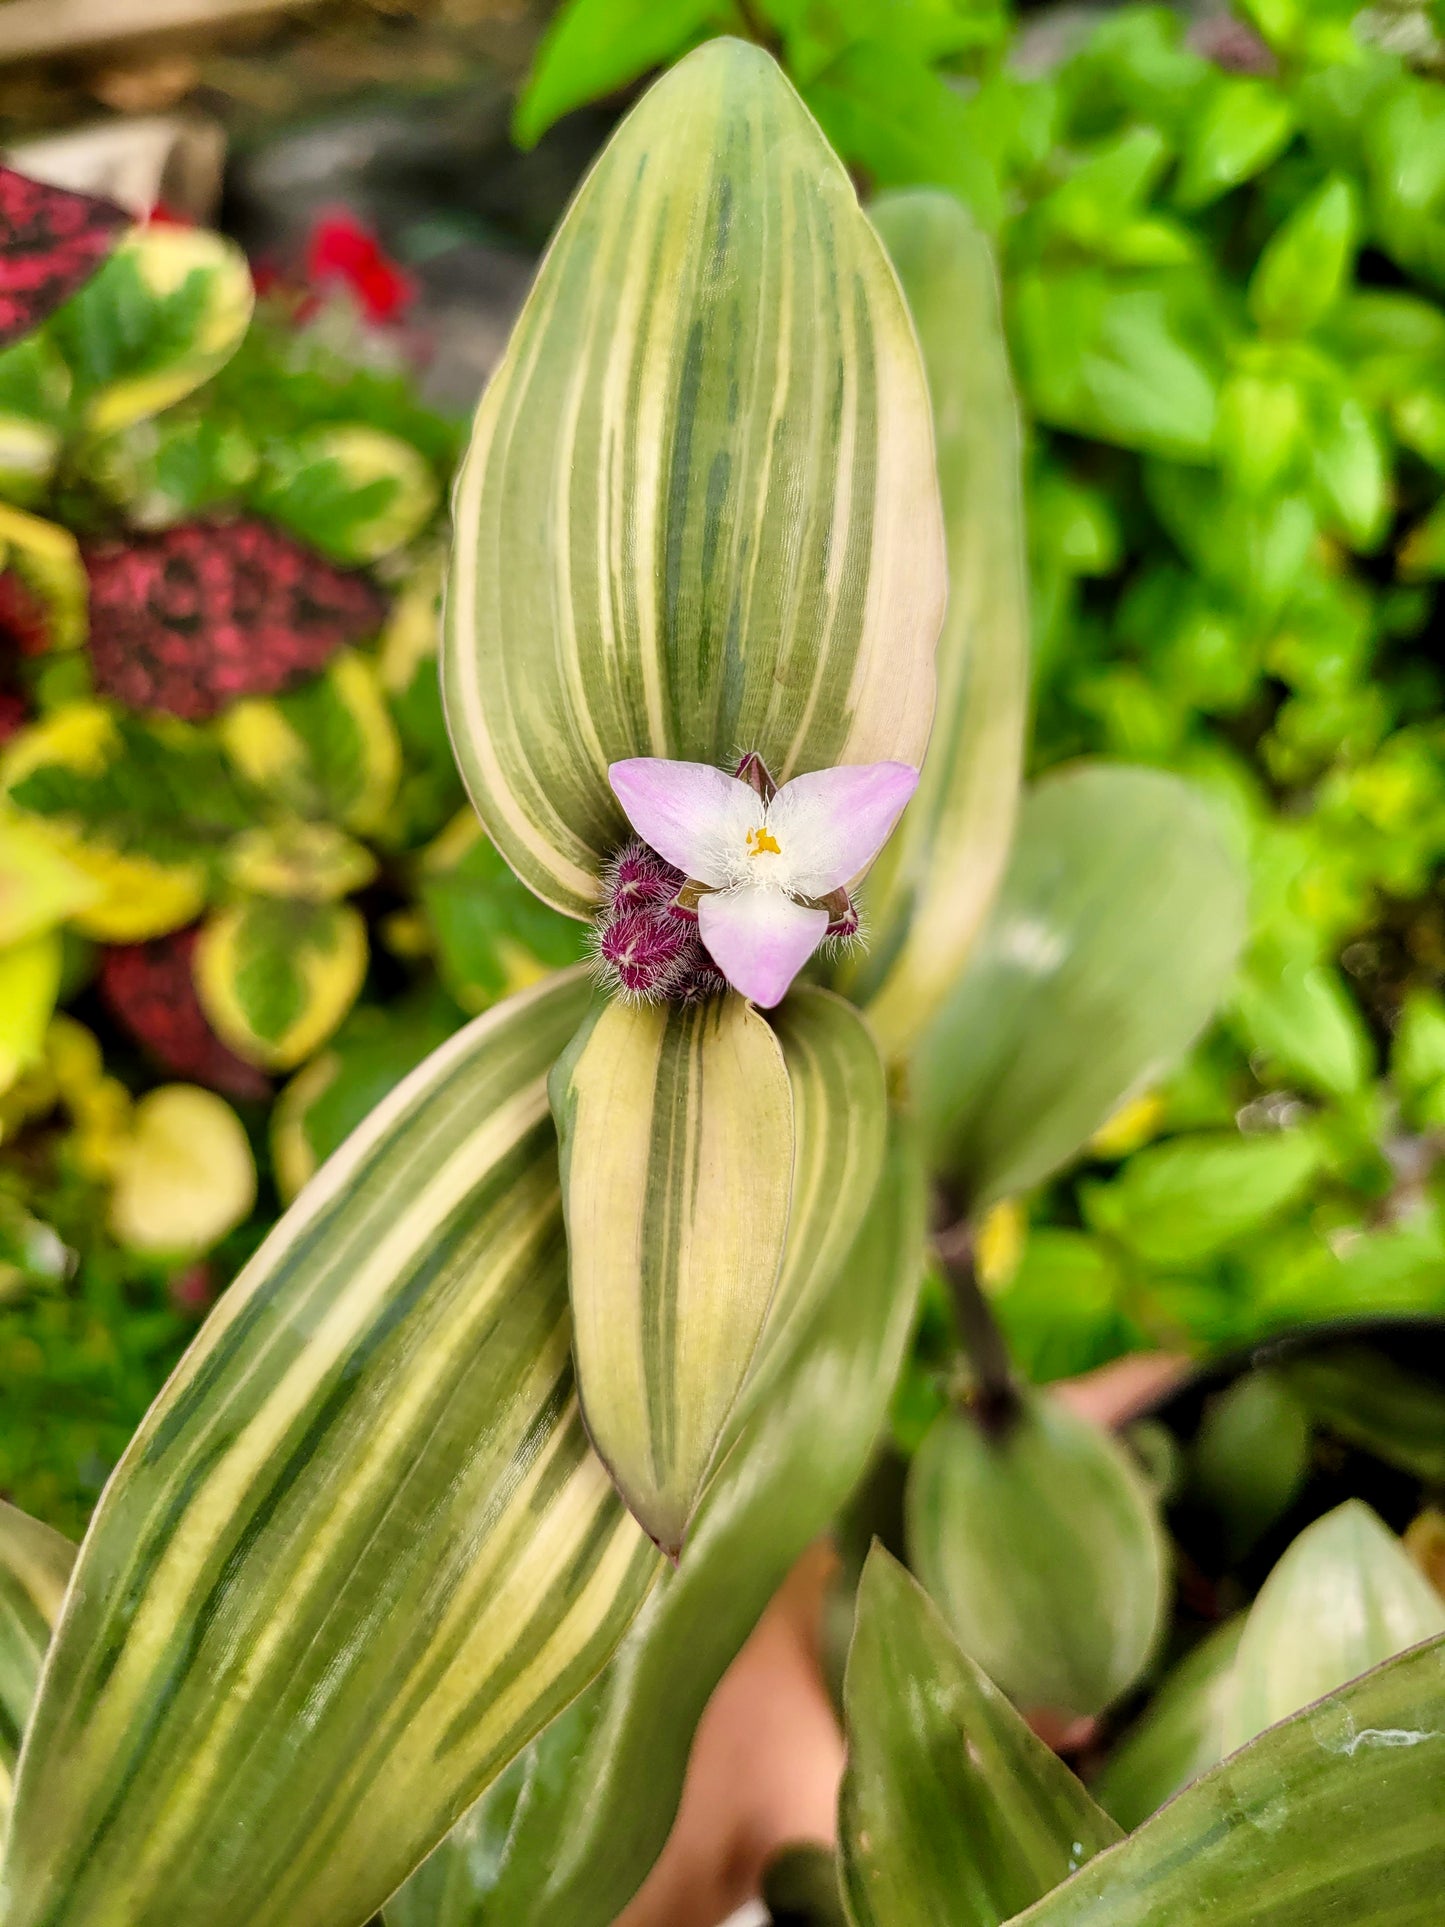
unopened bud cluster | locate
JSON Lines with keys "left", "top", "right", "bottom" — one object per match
{"left": 594, "top": 841, "right": 730, "bottom": 1003}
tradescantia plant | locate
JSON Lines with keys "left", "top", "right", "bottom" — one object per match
{"left": 0, "top": 36, "right": 1260, "bottom": 1927}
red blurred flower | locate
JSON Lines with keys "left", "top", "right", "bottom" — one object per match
{"left": 306, "top": 210, "right": 414, "bottom": 325}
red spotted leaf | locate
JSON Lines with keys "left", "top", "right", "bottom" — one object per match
{"left": 100, "top": 926, "right": 271, "bottom": 1101}
{"left": 0, "top": 164, "right": 129, "bottom": 349}
{"left": 84, "top": 518, "right": 388, "bottom": 721}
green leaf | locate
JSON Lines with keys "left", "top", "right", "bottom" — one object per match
{"left": 1279, "top": 1349, "right": 1445, "bottom": 1485}
{"left": 1081, "top": 1129, "right": 1322, "bottom": 1267}
{"left": 444, "top": 40, "right": 945, "bottom": 917}
{"left": 801, "top": 43, "right": 1001, "bottom": 230}
{"left": 549, "top": 992, "right": 793, "bottom": 1552}
{"left": 844, "top": 191, "right": 1028, "bottom": 1061}
{"left": 0, "top": 1501, "right": 75, "bottom": 1830}
{"left": 1232, "top": 951, "right": 1372, "bottom": 1097}
{"left": 1173, "top": 77, "right": 1296, "bottom": 210}
{"left": 1094, "top": 1617, "right": 1245, "bottom": 1831}
{"left": 417, "top": 815, "right": 588, "bottom": 1018}
{"left": 2, "top": 971, "right": 661, "bottom": 1927}
{"left": 905, "top": 1393, "right": 1167, "bottom": 1722}
{"left": 49, "top": 227, "right": 253, "bottom": 435}
{"left": 916, "top": 763, "right": 1247, "bottom": 1212}
{"left": 1189, "top": 1371, "right": 1311, "bottom": 1562}
{"left": 839, "top": 1547, "right": 1121, "bottom": 1927}
{"left": 764, "top": 1843, "right": 849, "bottom": 1926}
{"left": 513, "top": 0, "right": 722, "bottom": 149}
{"left": 1012, "top": 267, "right": 1220, "bottom": 462}
{"left": 387, "top": 1118, "right": 927, "bottom": 1927}
{"left": 1249, "top": 176, "right": 1360, "bottom": 337}
{"left": 195, "top": 892, "right": 369, "bottom": 1071}
{"left": 251, "top": 424, "right": 439, "bottom": 565}
{"left": 1309, "top": 385, "right": 1389, "bottom": 551}
{"left": 1011, "top": 1635, "right": 1445, "bottom": 1926}
{"left": 1224, "top": 1501, "right": 1445, "bottom": 1754}
{"left": 219, "top": 648, "right": 401, "bottom": 839}
{"left": 749, "top": 988, "right": 888, "bottom": 1388}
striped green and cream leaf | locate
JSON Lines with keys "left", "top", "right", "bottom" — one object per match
{"left": 0, "top": 1503, "right": 75, "bottom": 1837}
{"left": 843, "top": 190, "right": 1029, "bottom": 1060}
{"left": 840, "top": 1547, "right": 1121, "bottom": 1927}
{"left": 549, "top": 991, "right": 793, "bottom": 1553}
{"left": 1, "top": 970, "right": 661, "bottom": 1927}
{"left": 387, "top": 1117, "right": 929, "bottom": 1927}
{"left": 739, "top": 986, "right": 887, "bottom": 1406}
{"left": 444, "top": 37, "right": 945, "bottom": 917}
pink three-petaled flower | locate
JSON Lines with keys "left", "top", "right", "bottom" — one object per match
{"left": 608, "top": 755, "right": 918, "bottom": 1008}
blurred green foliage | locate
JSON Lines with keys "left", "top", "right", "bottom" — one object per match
{"left": 521, "top": 0, "right": 1445, "bottom": 1395}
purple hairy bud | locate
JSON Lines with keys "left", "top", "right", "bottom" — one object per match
{"left": 826, "top": 894, "right": 860, "bottom": 940}
{"left": 595, "top": 839, "right": 728, "bottom": 1004}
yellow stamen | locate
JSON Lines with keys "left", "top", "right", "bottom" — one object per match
{"left": 746, "top": 825, "right": 781, "bottom": 858}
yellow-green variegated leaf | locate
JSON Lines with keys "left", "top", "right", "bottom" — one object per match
{"left": 1, "top": 970, "right": 660, "bottom": 1927}
{"left": 743, "top": 987, "right": 887, "bottom": 1397}
{"left": 549, "top": 991, "right": 793, "bottom": 1552}
{"left": 445, "top": 38, "right": 945, "bottom": 918}
{"left": 844, "top": 191, "right": 1028, "bottom": 1059}
{"left": 0, "top": 502, "right": 87, "bottom": 653}
{"left": 107, "top": 1084, "right": 258, "bottom": 1257}
{"left": 0, "top": 930, "right": 62, "bottom": 1096}
{"left": 0, "top": 1502, "right": 75, "bottom": 1834}
{"left": 56, "top": 227, "right": 254, "bottom": 437}
{"left": 195, "top": 893, "right": 368, "bottom": 1070}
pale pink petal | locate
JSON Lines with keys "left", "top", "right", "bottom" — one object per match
{"left": 698, "top": 888, "right": 829, "bottom": 1009}
{"left": 609, "top": 758, "right": 756, "bottom": 887}
{"left": 766, "top": 762, "right": 920, "bottom": 895}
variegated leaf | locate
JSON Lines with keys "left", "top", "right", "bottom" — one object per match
{"left": 0, "top": 1502, "right": 74, "bottom": 1836}
{"left": 1, "top": 970, "right": 661, "bottom": 1927}
{"left": 549, "top": 991, "right": 793, "bottom": 1552}
{"left": 741, "top": 986, "right": 887, "bottom": 1403}
{"left": 387, "top": 1117, "right": 929, "bottom": 1927}
{"left": 195, "top": 894, "right": 368, "bottom": 1071}
{"left": 444, "top": 37, "right": 945, "bottom": 918}
{"left": 842, "top": 190, "right": 1028, "bottom": 1058}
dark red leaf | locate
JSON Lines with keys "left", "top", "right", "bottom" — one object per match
{"left": 0, "top": 163, "right": 129, "bottom": 349}
{"left": 84, "top": 517, "right": 388, "bottom": 721}
{"left": 100, "top": 927, "right": 271, "bottom": 1101}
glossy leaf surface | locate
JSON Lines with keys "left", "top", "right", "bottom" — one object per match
{"left": 445, "top": 39, "right": 944, "bottom": 916}
{"left": 916, "top": 762, "right": 1247, "bottom": 1210}
{"left": 906, "top": 1393, "right": 1167, "bottom": 1721}
{"left": 3, "top": 971, "right": 660, "bottom": 1927}
{"left": 1094, "top": 1616, "right": 1244, "bottom": 1830}
{"left": 846, "top": 190, "right": 1028, "bottom": 1060}
{"left": 1011, "top": 1636, "right": 1445, "bottom": 1927}
{"left": 840, "top": 1548, "right": 1120, "bottom": 1927}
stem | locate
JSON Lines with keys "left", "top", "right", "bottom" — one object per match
{"left": 932, "top": 1188, "right": 1023, "bottom": 1438}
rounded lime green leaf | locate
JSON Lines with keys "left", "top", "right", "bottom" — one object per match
{"left": 1094, "top": 1616, "right": 1245, "bottom": 1830}
{"left": 840, "top": 1547, "right": 1121, "bottom": 1927}
{"left": 1009, "top": 1636, "right": 1445, "bottom": 1927}
{"left": 255, "top": 423, "right": 439, "bottom": 565}
{"left": 843, "top": 190, "right": 1028, "bottom": 1060}
{"left": 2, "top": 972, "right": 661, "bottom": 1927}
{"left": 195, "top": 894, "right": 368, "bottom": 1071}
{"left": 0, "top": 930, "right": 63, "bottom": 1097}
{"left": 915, "top": 762, "right": 1247, "bottom": 1212}
{"left": 56, "top": 226, "right": 254, "bottom": 436}
{"left": 108, "top": 1084, "right": 257, "bottom": 1257}
{"left": 906, "top": 1393, "right": 1167, "bottom": 1722}
{"left": 222, "top": 819, "right": 377, "bottom": 903}
{"left": 0, "top": 812, "right": 98, "bottom": 948}
{"left": 1223, "top": 1500, "right": 1445, "bottom": 1754}
{"left": 445, "top": 38, "right": 945, "bottom": 917}
{"left": 0, "top": 1501, "right": 75, "bottom": 1830}
{"left": 549, "top": 992, "right": 793, "bottom": 1552}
